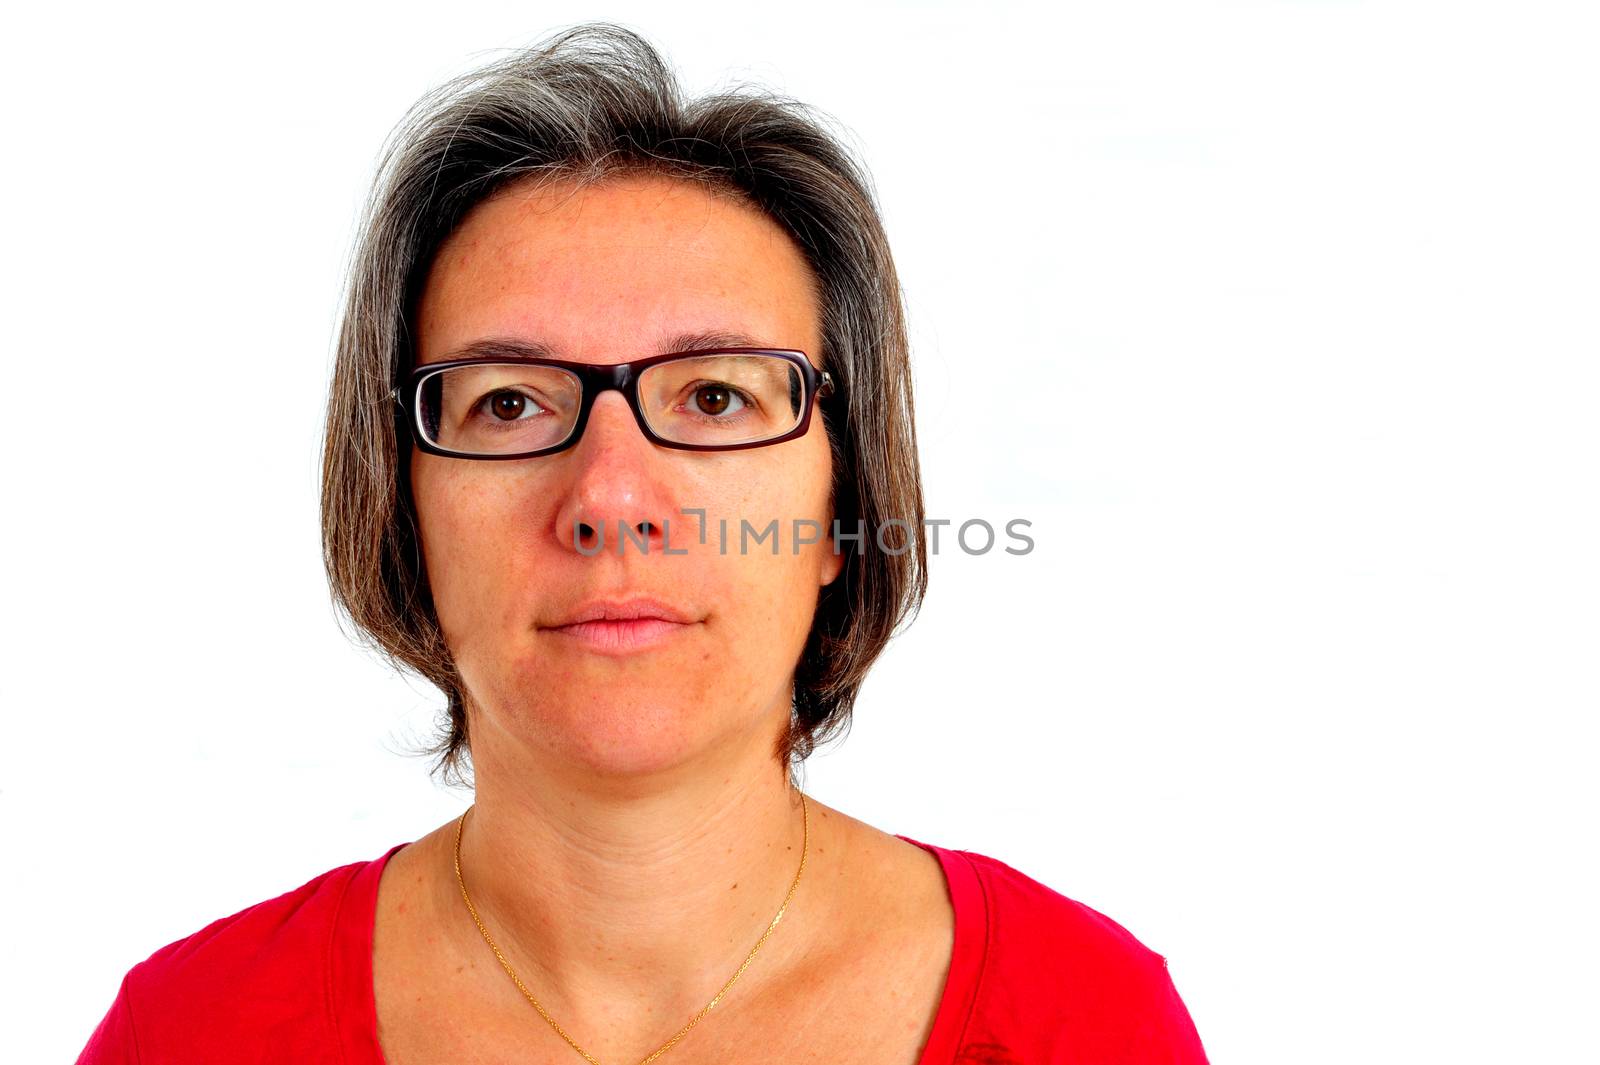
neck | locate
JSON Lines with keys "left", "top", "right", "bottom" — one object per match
{"left": 445, "top": 706, "right": 819, "bottom": 1029}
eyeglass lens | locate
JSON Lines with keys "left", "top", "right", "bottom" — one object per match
{"left": 415, "top": 354, "right": 807, "bottom": 455}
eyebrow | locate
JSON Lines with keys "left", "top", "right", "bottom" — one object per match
{"left": 439, "top": 329, "right": 773, "bottom": 362}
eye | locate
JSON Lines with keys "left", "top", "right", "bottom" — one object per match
{"left": 477, "top": 389, "right": 548, "bottom": 421}
{"left": 687, "top": 383, "right": 748, "bottom": 418}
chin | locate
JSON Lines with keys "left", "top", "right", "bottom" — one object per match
{"left": 519, "top": 686, "right": 727, "bottom": 777}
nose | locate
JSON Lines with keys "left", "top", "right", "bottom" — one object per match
{"left": 551, "top": 390, "right": 679, "bottom": 556}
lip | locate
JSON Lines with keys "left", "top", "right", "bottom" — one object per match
{"left": 540, "top": 597, "right": 701, "bottom": 655}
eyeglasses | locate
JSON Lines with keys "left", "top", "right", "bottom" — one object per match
{"left": 390, "top": 347, "right": 834, "bottom": 460}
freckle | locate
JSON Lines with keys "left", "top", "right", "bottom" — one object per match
{"left": 730, "top": 882, "right": 739, "bottom": 890}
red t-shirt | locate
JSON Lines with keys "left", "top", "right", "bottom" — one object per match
{"left": 77, "top": 835, "right": 1208, "bottom": 1064}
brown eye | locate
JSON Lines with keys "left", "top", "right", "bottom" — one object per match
{"left": 489, "top": 391, "right": 529, "bottom": 420}
{"left": 694, "top": 386, "right": 732, "bottom": 416}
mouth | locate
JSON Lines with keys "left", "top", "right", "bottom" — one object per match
{"left": 545, "top": 616, "right": 698, "bottom": 654}
{"left": 539, "top": 597, "right": 702, "bottom": 655}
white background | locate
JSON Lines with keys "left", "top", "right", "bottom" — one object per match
{"left": 4, "top": 2, "right": 1596, "bottom": 1062}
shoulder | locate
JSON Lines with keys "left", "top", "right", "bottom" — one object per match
{"left": 911, "top": 839, "right": 1210, "bottom": 1063}
{"left": 129, "top": 853, "right": 370, "bottom": 984}
{"left": 86, "top": 850, "right": 385, "bottom": 1060}
{"left": 960, "top": 846, "right": 1171, "bottom": 986}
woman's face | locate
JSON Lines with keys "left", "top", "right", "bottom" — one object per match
{"left": 411, "top": 173, "right": 843, "bottom": 782}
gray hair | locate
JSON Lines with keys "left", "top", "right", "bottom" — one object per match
{"left": 320, "top": 21, "right": 926, "bottom": 788}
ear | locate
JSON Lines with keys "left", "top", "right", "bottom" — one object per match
{"left": 820, "top": 530, "right": 845, "bottom": 587}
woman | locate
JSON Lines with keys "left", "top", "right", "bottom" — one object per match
{"left": 78, "top": 23, "right": 1206, "bottom": 1065}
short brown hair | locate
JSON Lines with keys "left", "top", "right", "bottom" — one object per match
{"left": 320, "top": 22, "right": 926, "bottom": 788}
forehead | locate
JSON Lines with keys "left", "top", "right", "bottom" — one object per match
{"left": 414, "top": 172, "right": 822, "bottom": 363}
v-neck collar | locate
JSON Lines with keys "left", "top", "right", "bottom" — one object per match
{"left": 330, "top": 834, "right": 985, "bottom": 1064}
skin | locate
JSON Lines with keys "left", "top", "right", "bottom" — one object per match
{"left": 371, "top": 173, "right": 955, "bottom": 1064}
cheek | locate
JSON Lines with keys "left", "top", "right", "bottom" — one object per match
{"left": 704, "top": 453, "right": 835, "bottom": 635}
{"left": 413, "top": 460, "right": 530, "bottom": 644}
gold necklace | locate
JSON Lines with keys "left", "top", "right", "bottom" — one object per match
{"left": 452, "top": 789, "right": 809, "bottom": 1065}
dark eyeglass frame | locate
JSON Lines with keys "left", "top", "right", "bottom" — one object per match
{"left": 389, "top": 346, "right": 835, "bottom": 460}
